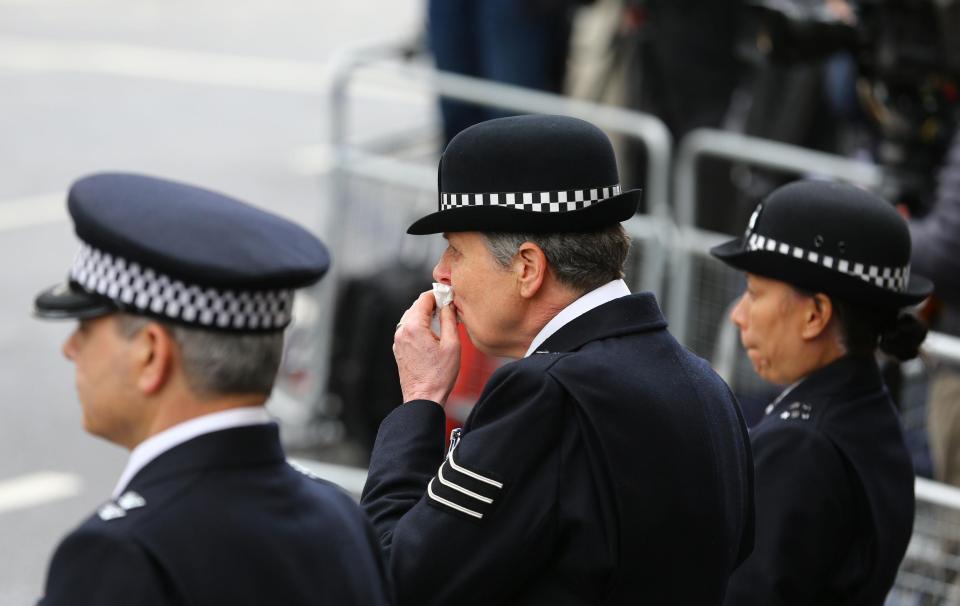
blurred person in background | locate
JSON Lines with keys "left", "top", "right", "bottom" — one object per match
{"left": 712, "top": 180, "right": 930, "bottom": 606}
{"left": 907, "top": 131, "right": 960, "bottom": 486}
{"left": 33, "top": 173, "right": 390, "bottom": 606}
{"left": 427, "top": 0, "right": 587, "bottom": 145}
{"left": 361, "top": 114, "right": 754, "bottom": 605}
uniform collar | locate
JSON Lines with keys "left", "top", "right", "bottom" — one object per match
{"left": 530, "top": 289, "right": 668, "bottom": 355}
{"left": 764, "top": 354, "right": 884, "bottom": 416}
{"left": 524, "top": 279, "right": 632, "bottom": 358}
{"left": 113, "top": 406, "right": 274, "bottom": 498}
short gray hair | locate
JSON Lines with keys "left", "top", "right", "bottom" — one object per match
{"left": 483, "top": 224, "right": 631, "bottom": 294}
{"left": 115, "top": 314, "right": 284, "bottom": 397}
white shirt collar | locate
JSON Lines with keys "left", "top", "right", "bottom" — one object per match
{"left": 524, "top": 279, "right": 631, "bottom": 358}
{"left": 112, "top": 406, "right": 273, "bottom": 498}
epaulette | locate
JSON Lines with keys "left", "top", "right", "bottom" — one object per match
{"left": 96, "top": 491, "right": 147, "bottom": 521}
{"left": 775, "top": 401, "right": 814, "bottom": 422}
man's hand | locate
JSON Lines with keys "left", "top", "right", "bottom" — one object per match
{"left": 393, "top": 291, "right": 461, "bottom": 405}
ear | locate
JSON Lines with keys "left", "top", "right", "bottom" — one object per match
{"left": 800, "top": 293, "right": 834, "bottom": 340}
{"left": 133, "top": 322, "right": 175, "bottom": 395}
{"left": 514, "top": 242, "right": 548, "bottom": 299}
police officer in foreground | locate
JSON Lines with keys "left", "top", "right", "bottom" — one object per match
{"left": 712, "top": 180, "right": 929, "bottom": 605}
{"left": 34, "top": 173, "right": 390, "bottom": 606}
{"left": 361, "top": 114, "right": 754, "bottom": 605}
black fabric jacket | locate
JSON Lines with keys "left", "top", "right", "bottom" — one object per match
{"left": 362, "top": 293, "right": 754, "bottom": 605}
{"left": 39, "top": 424, "right": 391, "bottom": 606}
{"left": 724, "top": 355, "right": 915, "bottom": 606}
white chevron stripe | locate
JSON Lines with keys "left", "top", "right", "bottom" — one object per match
{"left": 447, "top": 451, "right": 503, "bottom": 489}
{"left": 438, "top": 463, "right": 494, "bottom": 504}
{"left": 427, "top": 478, "right": 483, "bottom": 519}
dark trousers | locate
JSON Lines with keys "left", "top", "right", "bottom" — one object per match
{"left": 427, "top": 0, "right": 572, "bottom": 146}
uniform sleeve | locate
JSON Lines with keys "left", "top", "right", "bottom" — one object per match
{"left": 723, "top": 423, "right": 855, "bottom": 606}
{"left": 361, "top": 361, "right": 567, "bottom": 606}
{"left": 40, "top": 526, "right": 176, "bottom": 606}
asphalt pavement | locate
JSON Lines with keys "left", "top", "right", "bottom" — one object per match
{"left": 0, "top": 1, "right": 427, "bottom": 601}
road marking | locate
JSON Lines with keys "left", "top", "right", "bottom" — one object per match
{"left": 0, "top": 35, "right": 429, "bottom": 104}
{"left": 0, "top": 471, "right": 82, "bottom": 514}
{"left": 0, "top": 192, "right": 66, "bottom": 232}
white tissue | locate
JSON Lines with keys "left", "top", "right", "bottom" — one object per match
{"left": 432, "top": 283, "right": 454, "bottom": 308}
{"left": 430, "top": 283, "right": 453, "bottom": 335}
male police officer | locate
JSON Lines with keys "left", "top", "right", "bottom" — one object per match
{"left": 361, "top": 115, "right": 755, "bottom": 605}
{"left": 34, "top": 173, "right": 390, "bottom": 606}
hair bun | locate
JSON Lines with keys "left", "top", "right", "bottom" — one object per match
{"left": 879, "top": 313, "right": 929, "bottom": 361}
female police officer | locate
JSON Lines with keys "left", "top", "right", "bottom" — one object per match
{"left": 711, "top": 180, "right": 932, "bottom": 606}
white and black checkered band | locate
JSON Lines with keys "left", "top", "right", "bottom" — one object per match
{"left": 746, "top": 233, "right": 911, "bottom": 293}
{"left": 69, "top": 244, "right": 294, "bottom": 330}
{"left": 440, "top": 185, "right": 622, "bottom": 213}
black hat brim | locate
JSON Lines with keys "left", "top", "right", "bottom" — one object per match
{"left": 711, "top": 238, "right": 934, "bottom": 308}
{"left": 34, "top": 281, "right": 117, "bottom": 320}
{"left": 407, "top": 189, "right": 642, "bottom": 235}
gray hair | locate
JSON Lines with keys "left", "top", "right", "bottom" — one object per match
{"left": 483, "top": 224, "right": 631, "bottom": 294}
{"left": 115, "top": 314, "right": 284, "bottom": 397}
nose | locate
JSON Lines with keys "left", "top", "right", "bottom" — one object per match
{"left": 432, "top": 252, "right": 451, "bottom": 285}
{"left": 62, "top": 327, "right": 79, "bottom": 361}
{"left": 730, "top": 293, "right": 747, "bottom": 329}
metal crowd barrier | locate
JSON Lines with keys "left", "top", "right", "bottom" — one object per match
{"left": 295, "top": 41, "right": 960, "bottom": 605}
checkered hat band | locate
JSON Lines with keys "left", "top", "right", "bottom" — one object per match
{"left": 440, "top": 185, "right": 622, "bottom": 212}
{"left": 746, "top": 233, "right": 911, "bottom": 293}
{"left": 69, "top": 243, "right": 294, "bottom": 330}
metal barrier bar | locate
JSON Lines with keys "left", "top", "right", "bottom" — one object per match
{"left": 668, "top": 128, "right": 886, "bottom": 345}
{"left": 917, "top": 476, "right": 960, "bottom": 511}
{"left": 924, "top": 331, "right": 960, "bottom": 363}
{"left": 289, "top": 458, "right": 368, "bottom": 499}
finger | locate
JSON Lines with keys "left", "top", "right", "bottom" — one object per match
{"left": 438, "top": 300, "right": 459, "bottom": 345}
{"left": 402, "top": 292, "right": 434, "bottom": 329}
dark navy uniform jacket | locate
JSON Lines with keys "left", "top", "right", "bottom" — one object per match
{"left": 362, "top": 293, "right": 754, "bottom": 605}
{"left": 724, "top": 355, "right": 915, "bottom": 606}
{"left": 40, "top": 424, "right": 391, "bottom": 606}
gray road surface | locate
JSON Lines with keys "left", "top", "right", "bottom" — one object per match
{"left": 0, "top": 1, "right": 429, "bottom": 602}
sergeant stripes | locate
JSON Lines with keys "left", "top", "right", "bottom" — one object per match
{"left": 427, "top": 448, "right": 503, "bottom": 520}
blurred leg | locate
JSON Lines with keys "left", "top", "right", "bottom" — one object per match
{"left": 928, "top": 368, "right": 960, "bottom": 486}
{"left": 477, "top": 0, "right": 573, "bottom": 120}
{"left": 427, "top": 0, "right": 487, "bottom": 145}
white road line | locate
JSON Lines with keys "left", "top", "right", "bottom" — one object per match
{"left": 0, "top": 35, "right": 429, "bottom": 104}
{"left": 0, "top": 471, "right": 82, "bottom": 514}
{"left": 0, "top": 192, "right": 67, "bottom": 232}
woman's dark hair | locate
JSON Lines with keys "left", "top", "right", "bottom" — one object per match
{"left": 793, "top": 287, "right": 928, "bottom": 361}
{"left": 831, "top": 299, "right": 928, "bottom": 361}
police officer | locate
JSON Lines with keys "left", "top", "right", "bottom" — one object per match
{"left": 361, "top": 114, "right": 755, "bottom": 605}
{"left": 711, "top": 180, "right": 930, "bottom": 605}
{"left": 33, "top": 173, "right": 390, "bottom": 606}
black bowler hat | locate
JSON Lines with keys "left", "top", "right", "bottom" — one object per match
{"left": 34, "top": 173, "right": 330, "bottom": 332}
{"left": 711, "top": 180, "right": 933, "bottom": 308}
{"left": 407, "top": 114, "right": 641, "bottom": 235}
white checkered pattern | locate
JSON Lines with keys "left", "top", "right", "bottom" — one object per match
{"left": 440, "top": 185, "right": 621, "bottom": 212}
{"left": 70, "top": 243, "right": 294, "bottom": 330}
{"left": 745, "top": 232, "right": 910, "bottom": 293}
